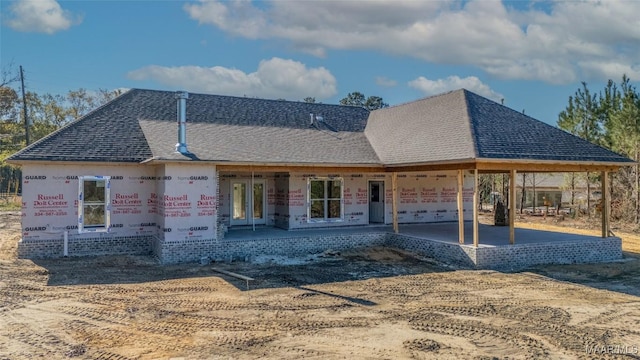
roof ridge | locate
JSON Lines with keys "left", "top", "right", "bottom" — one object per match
{"left": 461, "top": 90, "right": 480, "bottom": 159}
{"left": 373, "top": 88, "right": 465, "bottom": 111}
{"left": 137, "top": 118, "right": 366, "bottom": 134}
{"left": 132, "top": 88, "right": 368, "bottom": 110}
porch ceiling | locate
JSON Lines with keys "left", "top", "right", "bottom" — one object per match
{"left": 216, "top": 158, "right": 626, "bottom": 174}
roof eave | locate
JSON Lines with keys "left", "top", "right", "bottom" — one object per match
{"left": 5, "top": 159, "right": 147, "bottom": 166}
{"left": 476, "top": 157, "right": 634, "bottom": 172}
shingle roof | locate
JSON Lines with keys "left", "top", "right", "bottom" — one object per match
{"left": 139, "top": 120, "right": 380, "bottom": 164}
{"left": 8, "top": 89, "right": 371, "bottom": 163}
{"left": 365, "top": 89, "right": 476, "bottom": 164}
{"left": 8, "top": 88, "right": 633, "bottom": 166}
{"left": 466, "top": 90, "right": 631, "bottom": 163}
{"left": 7, "top": 90, "right": 153, "bottom": 162}
{"left": 365, "top": 89, "right": 632, "bottom": 165}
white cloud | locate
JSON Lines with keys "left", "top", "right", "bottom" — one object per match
{"left": 127, "top": 57, "right": 337, "bottom": 100}
{"left": 6, "top": 0, "right": 81, "bottom": 34}
{"left": 183, "top": 0, "right": 640, "bottom": 84}
{"left": 577, "top": 61, "right": 640, "bottom": 82}
{"left": 375, "top": 76, "right": 397, "bottom": 88}
{"left": 408, "top": 75, "right": 504, "bottom": 103}
{"left": 184, "top": 0, "right": 266, "bottom": 39}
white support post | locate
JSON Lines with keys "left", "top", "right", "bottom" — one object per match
{"left": 473, "top": 169, "right": 479, "bottom": 247}
{"left": 601, "top": 171, "right": 609, "bottom": 238}
{"left": 457, "top": 169, "right": 465, "bottom": 244}
{"left": 392, "top": 172, "right": 398, "bottom": 233}
{"left": 63, "top": 230, "right": 69, "bottom": 257}
{"left": 509, "top": 169, "right": 517, "bottom": 245}
{"left": 251, "top": 171, "right": 255, "bottom": 232}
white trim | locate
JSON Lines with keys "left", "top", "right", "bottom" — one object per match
{"left": 230, "top": 179, "right": 267, "bottom": 226}
{"left": 77, "top": 175, "right": 111, "bottom": 234}
{"left": 367, "top": 179, "right": 385, "bottom": 224}
{"left": 307, "top": 177, "right": 344, "bottom": 223}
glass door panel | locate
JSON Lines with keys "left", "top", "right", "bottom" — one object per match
{"left": 232, "top": 182, "right": 247, "bottom": 225}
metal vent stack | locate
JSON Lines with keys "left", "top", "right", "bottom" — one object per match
{"left": 175, "top": 91, "right": 189, "bottom": 154}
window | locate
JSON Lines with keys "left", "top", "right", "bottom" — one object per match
{"left": 78, "top": 176, "right": 111, "bottom": 233}
{"left": 309, "top": 177, "right": 343, "bottom": 221}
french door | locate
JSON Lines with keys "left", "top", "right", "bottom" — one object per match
{"left": 231, "top": 180, "right": 265, "bottom": 226}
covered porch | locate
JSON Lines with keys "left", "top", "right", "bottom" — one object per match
{"left": 219, "top": 222, "right": 621, "bottom": 271}
{"left": 385, "top": 161, "right": 621, "bottom": 246}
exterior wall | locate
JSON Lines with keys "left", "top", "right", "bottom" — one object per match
{"left": 17, "top": 159, "right": 622, "bottom": 268}
{"left": 20, "top": 164, "right": 157, "bottom": 258}
{"left": 282, "top": 170, "right": 473, "bottom": 230}
{"left": 389, "top": 234, "right": 622, "bottom": 271}
{"left": 394, "top": 172, "right": 474, "bottom": 224}
{"left": 20, "top": 165, "right": 618, "bottom": 270}
{"left": 286, "top": 172, "right": 372, "bottom": 229}
{"left": 157, "top": 164, "right": 217, "bottom": 242}
{"left": 274, "top": 173, "right": 290, "bottom": 229}
{"left": 18, "top": 163, "right": 219, "bottom": 262}
{"left": 152, "top": 163, "right": 218, "bottom": 262}
{"left": 17, "top": 235, "right": 154, "bottom": 259}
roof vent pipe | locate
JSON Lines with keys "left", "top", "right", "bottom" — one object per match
{"left": 175, "top": 91, "right": 189, "bottom": 154}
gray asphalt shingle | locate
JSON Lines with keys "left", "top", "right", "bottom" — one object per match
{"left": 365, "top": 89, "right": 476, "bottom": 164}
{"left": 466, "top": 90, "right": 630, "bottom": 162}
{"left": 139, "top": 120, "right": 380, "bottom": 164}
{"left": 8, "top": 88, "right": 633, "bottom": 166}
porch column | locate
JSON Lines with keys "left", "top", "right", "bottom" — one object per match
{"left": 509, "top": 169, "right": 517, "bottom": 244}
{"left": 473, "top": 169, "right": 479, "bottom": 247}
{"left": 392, "top": 172, "right": 399, "bottom": 233}
{"left": 251, "top": 170, "right": 255, "bottom": 231}
{"left": 457, "top": 169, "right": 465, "bottom": 244}
{"left": 601, "top": 171, "right": 609, "bottom": 238}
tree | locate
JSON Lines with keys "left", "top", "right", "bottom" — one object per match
{"left": 364, "top": 96, "right": 388, "bottom": 111}
{"left": 558, "top": 82, "right": 603, "bottom": 216}
{"left": 303, "top": 97, "right": 316, "bottom": 103}
{"left": 340, "top": 91, "right": 388, "bottom": 110}
{"left": 0, "top": 86, "right": 19, "bottom": 122}
{"left": 95, "top": 88, "right": 123, "bottom": 106}
{"left": 558, "top": 75, "right": 640, "bottom": 223}
{"left": 0, "top": 63, "right": 19, "bottom": 88}
{"left": 606, "top": 78, "right": 640, "bottom": 222}
{"left": 67, "top": 88, "right": 97, "bottom": 121}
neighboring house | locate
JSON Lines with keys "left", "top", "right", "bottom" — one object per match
{"left": 7, "top": 89, "right": 632, "bottom": 264}
{"left": 515, "top": 173, "right": 601, "bottom": 210}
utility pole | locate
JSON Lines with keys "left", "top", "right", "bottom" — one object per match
{"left": 20, "top": 65, "right": 29, "bottom": 146}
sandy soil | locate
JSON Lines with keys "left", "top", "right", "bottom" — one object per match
{"left": 1, "top": 211, "right": 640, "bottom": 359}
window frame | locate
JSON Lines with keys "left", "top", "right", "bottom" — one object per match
{"left": 77, "top": 175, "right": 111, "bottom": 233}
{"left": 307, "top": 177, "right": 343, "bottom": 222}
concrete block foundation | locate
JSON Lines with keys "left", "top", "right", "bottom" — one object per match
{"left": 390, "top": 233, "right": 622, "bottom": 271}
{"left": 18, "top": 235, "right": 153, "bottom": 259}
{"left": 18, "top": 228, "right": 623, "bottom": 271}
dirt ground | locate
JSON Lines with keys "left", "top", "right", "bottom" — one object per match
{"left": 1, "top": 211, "right": 640, "bottom": 359}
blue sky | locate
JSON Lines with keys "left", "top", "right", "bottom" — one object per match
{"left": 1, "top": 0, "right": 639, "bottom": 126}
